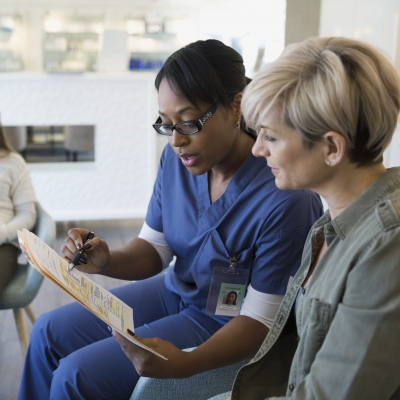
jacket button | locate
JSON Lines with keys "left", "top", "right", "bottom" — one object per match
{"left": 289, "top": 383, "right": 295, "bottom": 391}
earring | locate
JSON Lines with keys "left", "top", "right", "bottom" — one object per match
{"left": 236, "top": 117, "right": 241, "bottom": 128}
{"left": 326, "top": 160, "right": 331, "bottom": 165}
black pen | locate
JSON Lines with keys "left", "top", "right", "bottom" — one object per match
{"left": 68, "top": 231, "right": 95, "bottom": 271}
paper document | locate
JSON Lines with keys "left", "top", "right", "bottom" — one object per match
{"left": 18, "top": 229, "right": 167, "bottom": 360}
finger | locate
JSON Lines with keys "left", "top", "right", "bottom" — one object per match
{"left": 112, "top": 331, "right": 146, "bottom": 356}
{"left": 68, "top": 228, "right": 90, "bottom": 250}
{"left": 61, "top": 243, "right": 76, "bottom": 260}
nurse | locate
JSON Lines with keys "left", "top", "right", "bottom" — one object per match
{"left": 18, "top": 39, "right": 322, "bottom": 400}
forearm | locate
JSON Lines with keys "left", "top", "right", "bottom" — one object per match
{"left": 0, "top": 202, "right": 36, "bottom": 245}
{"left": 100, "top": 237, "right": 164, "bottom": 280}
{"left": 184, "top": 316, "right": 269, "bottom": 377}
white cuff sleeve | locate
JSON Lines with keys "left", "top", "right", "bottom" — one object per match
{"left": 138, "top": 222, "right": 174, "bottom": 270}
{"left": 240, "top": 284, "right": 284, "bottom": 329}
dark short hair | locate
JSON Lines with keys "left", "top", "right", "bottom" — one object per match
{"left": 155, "top": 39, "right": 249, "bottom": 112}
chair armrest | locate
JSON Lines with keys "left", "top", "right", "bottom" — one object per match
{"left": 130, "top": 349, "right": 249, "bottom": 400}
{"left": 33, "top": 202, "right": 56, "bottom": 248}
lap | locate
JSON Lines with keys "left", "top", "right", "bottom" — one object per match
{"left": 0, "top": 244, "right": 20, "bottom": 293}
{"left": 45, "top": 273, "right": 224, "bottom": 398}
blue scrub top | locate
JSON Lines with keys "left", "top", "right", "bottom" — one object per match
{"left": 146, "top": 145, "right": 323, "bottom": 317}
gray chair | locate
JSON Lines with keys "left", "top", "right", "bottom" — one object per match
{"left": 3, "top": 126, "right": 28, "bottom": 157}
{"left": 130, "top": 348, "right": 249, "bottom": 400}
{"left": 0, "top": 202, "right": 56, "bottom": 355}
{"left": 63, "top": 125, "right": 95, "bottom": 161}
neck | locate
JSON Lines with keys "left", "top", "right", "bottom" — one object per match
{"left": 319, "top": 162, "right": 386, "bottom": 219}
{"left": 207, "top": 131, "right": 254, "bottom": 204}
{"left": 209, "top": 131, "right": 254, "bottom": 184}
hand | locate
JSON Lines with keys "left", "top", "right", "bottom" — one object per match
{"left": 61, "top": 228, "right": 111, "bottom": 274}
{"left": 111, "top": 330, "right": 194, "bottom": 378}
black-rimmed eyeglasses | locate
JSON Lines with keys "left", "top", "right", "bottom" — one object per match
{"left": 152, "top": 101, "right": 221, "bottom": 136}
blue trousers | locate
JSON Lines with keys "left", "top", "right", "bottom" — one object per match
{"left": 18, "top": 273, "right": 225, "bottom": 400}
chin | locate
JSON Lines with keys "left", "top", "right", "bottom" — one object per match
{"left": 275, "top": 179, "right": 293, "bottom": 191}
{"left": 185, "top": 165, "right": 207, "bottom": 176}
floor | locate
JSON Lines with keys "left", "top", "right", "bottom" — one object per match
{"left": 0, "top": 218, "right": 143, "bottom": 400}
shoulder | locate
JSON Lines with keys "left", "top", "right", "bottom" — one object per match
{"left": 374, "top": 191, "right": 400, "bottom": 232}
{"left": 0, "top": 152, "right": 28, "bottom": 171}
{"left": 1, "top": 151, "right": 26, "bottom": 165}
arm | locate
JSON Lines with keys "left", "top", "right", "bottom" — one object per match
{"left": 62, "top": 229, "right": 163, "bottom": 280}
{"left": 0, "top": 155, "right": 37, "bottom": 245}
{"left": 0, "top": 201, "right": 36, "bottom": 245}
{"left": 270, "top": 228, "right": 400, "bottom": 399}
{"left": 113, "top": 192, "right": 318, "bottom": 377}
{"left": 112, "top": 315, "right": 268, "bottom": 378}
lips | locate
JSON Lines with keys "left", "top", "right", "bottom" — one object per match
{"left": 178, "top": 153, "right": 199, "bottom": 168}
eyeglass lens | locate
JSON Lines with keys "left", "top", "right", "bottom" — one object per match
{"left": 158, "top": 121, "right": 199, "bottom": 135}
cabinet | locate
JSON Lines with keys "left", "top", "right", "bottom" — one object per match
{"left": 126, "top": 18, "right": 179, "bottom": 70}
{"left": 43, "top": 14, "right": 103, "bottom": 72}
{"left": 0, "top": 15, "right": 24, "bottom": 72}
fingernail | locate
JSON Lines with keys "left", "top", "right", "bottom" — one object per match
{"left": 76, "top": 242, "right": 81, "bottom": 250}
{"left": 127, "top": 328, "right": 135, "bottom": 337}
{"left": 107, "top": 325, "right": 113, "bottom": 333}
{"left": 80, "top": 257, "right": 87, "bottom": 264}
{"left": 80, "top": 254, "right": 87, "bottom": 262}
{"left": 82, "top": 243, "right": 92, "bottom": 251}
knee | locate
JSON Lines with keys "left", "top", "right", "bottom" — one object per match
{"left": 51, "top": 358, "right": 85, "bottom": 399}
{"left": 29, "top": 312, "right": 54, "bottom": 348}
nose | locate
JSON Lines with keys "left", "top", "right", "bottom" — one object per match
{"left": 169, "top": 129, "right": 189, "bottom": 148}
{"left": 252, "top": 136, "right": 270, "bottom": 158}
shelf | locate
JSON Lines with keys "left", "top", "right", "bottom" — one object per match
{"left": 44, "top": 31, "right": 100, "bottom": 36}
{"left": 44, "top": 50, "right": 98, "bottom": 53}
{"left": 129, "top": 33, "right": 176, "bottom": 40}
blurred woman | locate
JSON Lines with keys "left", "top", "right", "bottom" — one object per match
{"left": 0, "top": 126, "right": 36, "bottom": 294}
{"left": 215, "top": 36, "right": 400, "bottom": 399}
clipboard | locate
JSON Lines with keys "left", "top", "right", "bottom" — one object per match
{"left": 18, "top": 229, "right": 167, "bottom": 360}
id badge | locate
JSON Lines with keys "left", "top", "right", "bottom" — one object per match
{"left": 206, "top": 257, "right": 250, "bottom": 317}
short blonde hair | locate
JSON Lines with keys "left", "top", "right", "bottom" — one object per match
{"left": 242, "top": 36, "right": 400, "bottom": 166}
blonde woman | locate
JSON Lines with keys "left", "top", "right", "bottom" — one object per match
{"left": 213, "top": 36, "right": 400, "bottom": 399}
{"left": 0, "top": 127, "right": 36, "bottom": 294}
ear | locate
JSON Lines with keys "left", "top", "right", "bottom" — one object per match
{"left": 321, "top": 131, "right": 347, "bottom": 166}
{"left": 231, "top": 92, "right": 243, "bottom": 117}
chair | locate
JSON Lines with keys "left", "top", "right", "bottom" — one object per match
{"left": 0, "top": 202, "right": 56, "bottom": 355}
{"left": 63, "top": 125, "right": 95, "bottom": 161}
{"left": 3, "top": 126, "right": 28, "bottom": 158}
{"left": 130, "top": 349, "right": 250, "bottom": 400}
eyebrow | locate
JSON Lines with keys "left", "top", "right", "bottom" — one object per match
{"left": 259, "top": 124, "right": 278, "bottom": 133}
{"left": 159, "top": 106, "right": 195, "bottom": 117}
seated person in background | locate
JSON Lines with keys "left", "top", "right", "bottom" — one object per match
{"left": 0, "top": 126, "right": 36, "bottom": 295}
{"left": 18, "top": 39, "right": 322, "bottom": 400}
{"left": 214, "top": 36, "right": 400, "bottom": 400}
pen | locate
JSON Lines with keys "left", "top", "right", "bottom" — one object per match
{"left": 68, "top": 231, "right": 95, "bottom": 271}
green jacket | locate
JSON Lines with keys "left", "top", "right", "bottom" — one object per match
{"left": 231, "top": 167, "right": 400, "bottom": 400}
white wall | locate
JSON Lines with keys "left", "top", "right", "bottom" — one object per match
{"left": 320, "top": 0, "right": 400, "bottom": 61}
{"left": 320, "top": 0, "right": 400, "bottom": 167}
{"left": 0, "top": 72, "right": 158, "bottom": 221}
